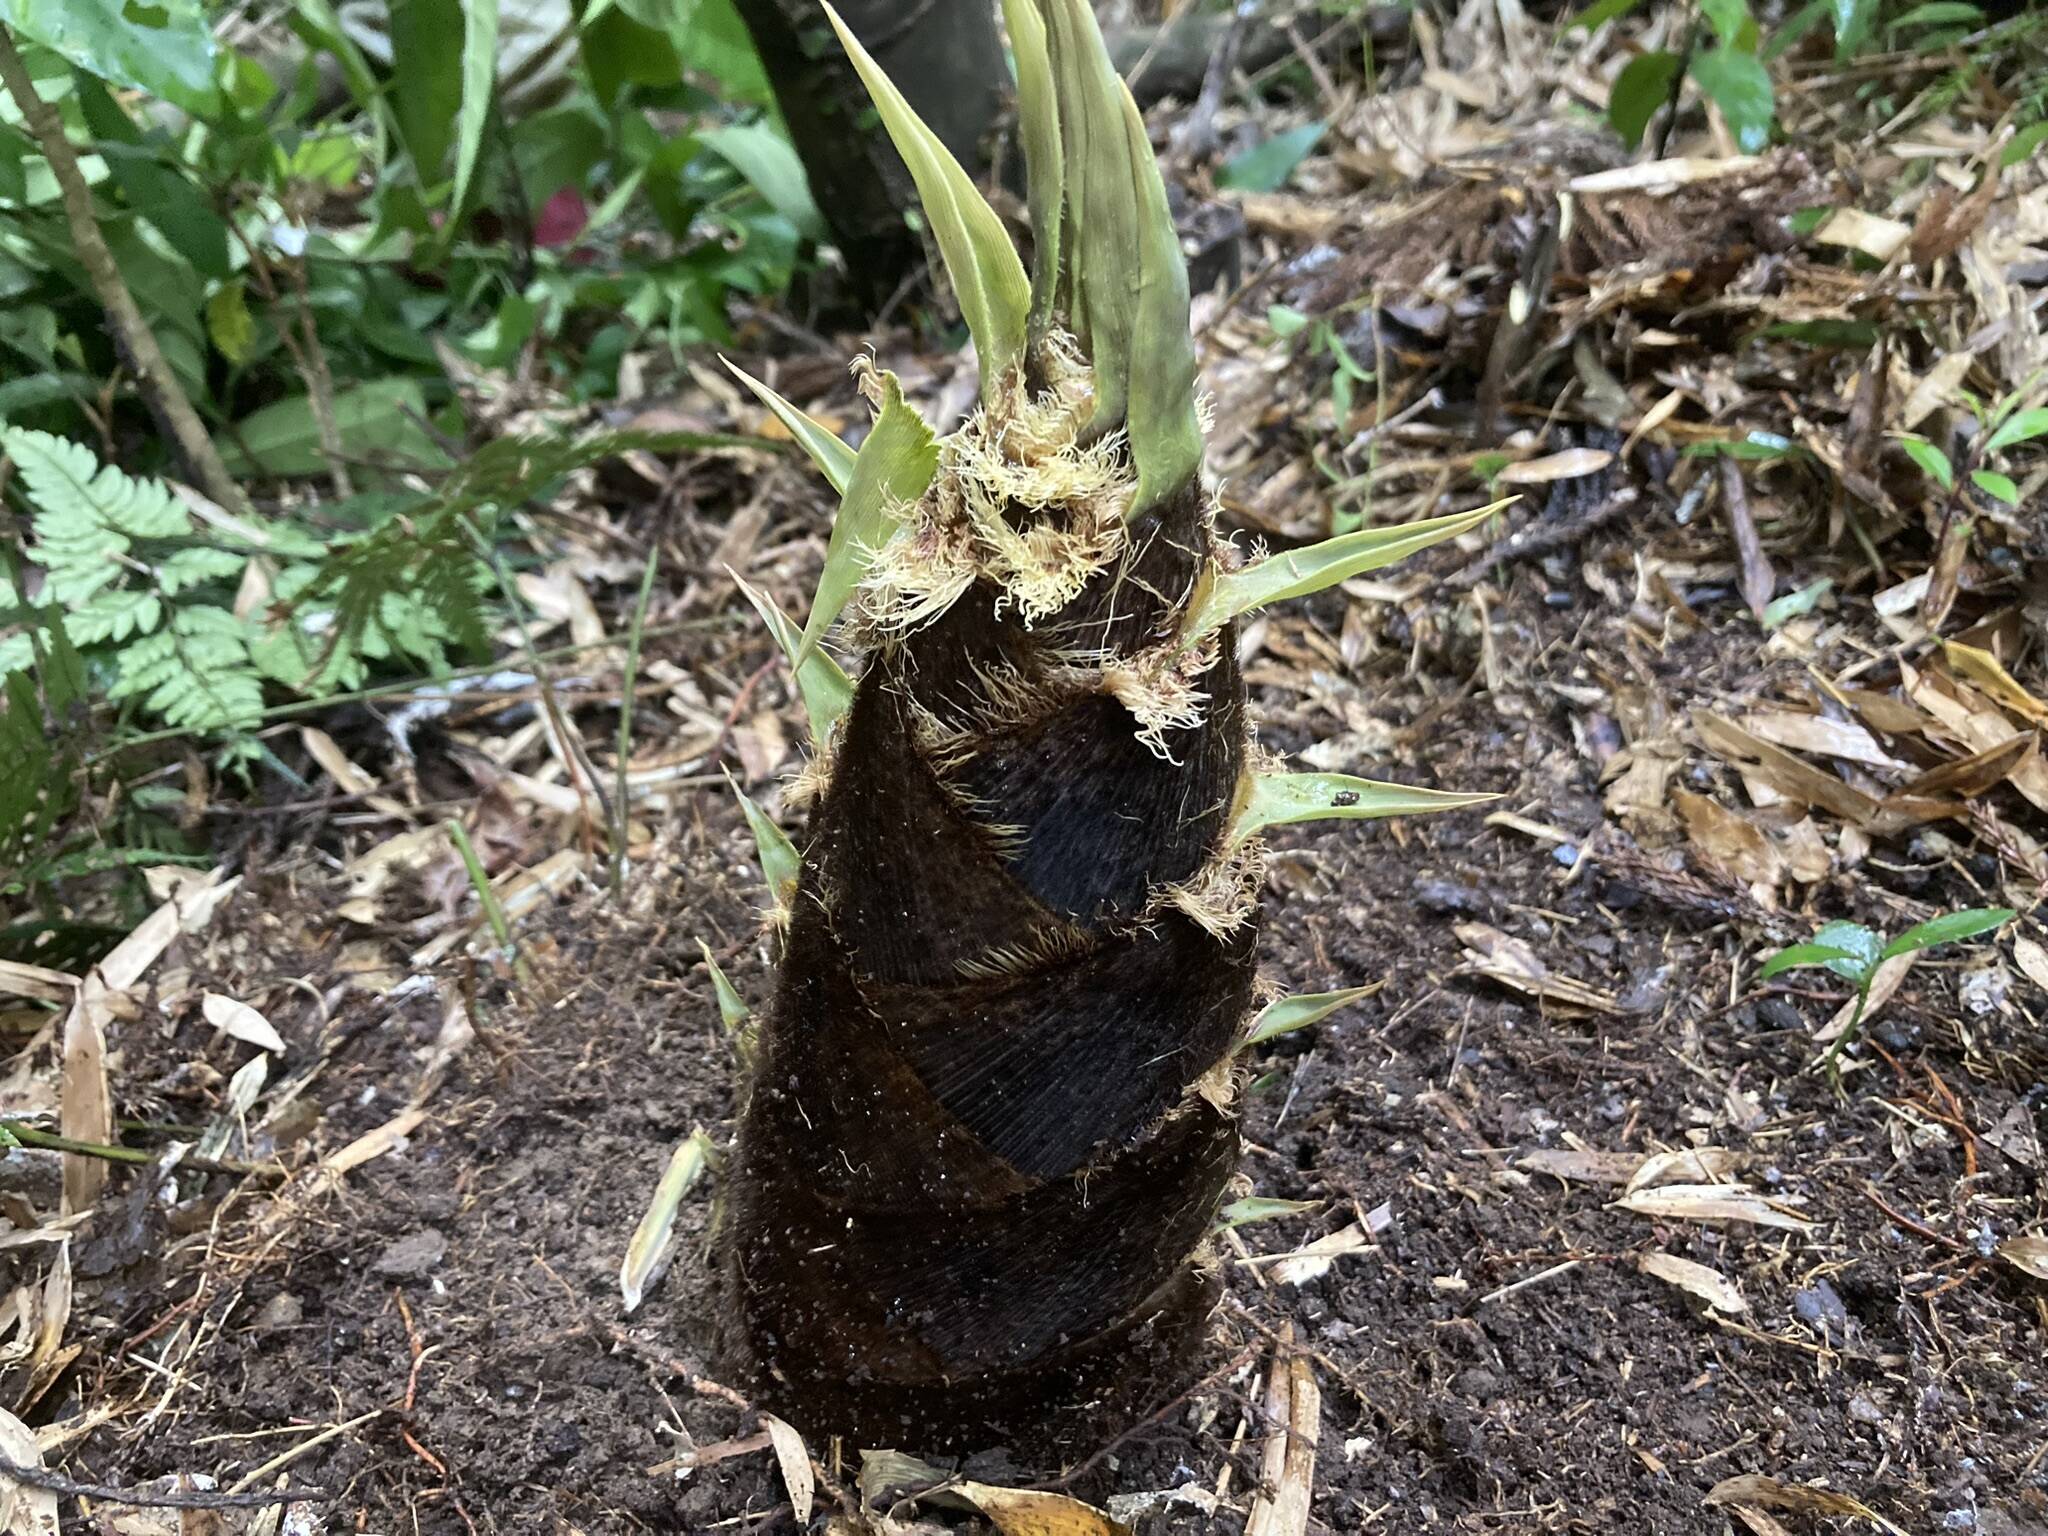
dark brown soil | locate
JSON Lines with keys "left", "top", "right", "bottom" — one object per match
{"left": 51, "top": 518, "right": 2048, "bottom": 1535}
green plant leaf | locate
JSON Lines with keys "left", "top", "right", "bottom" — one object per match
{"left": 729, "top": 571, "right": 854, "bottom": 745}
{"left": 730, "top": 775, "right": 801, "bottom": 912}
{"left": 800, "top": 371, "right": 936, "bottom": 666}
{"left": 1828, "top": 0, "right": 1879, "bottom": 54}
{"left": 1888, "top": 1, "right": 1985, "bottom": 28}
{"left": 1700, "top": 0, "right": 1756, "bottom": 48}
{"left": 822, "top": 1, "right": 1028, "bottom": 387}
{"left": 697, "top": 940, "right": 750, "bottom": 1031}
{"left": 451, "top": 0, "right": 500, "bottom": 221}
{"left": 2001, "top": 122, "right": 2048, "bottom": 169}
{"left": 1682, "top": 432, "right": 1801, "bottom": 461}
{"left": 1038, "top": 0, "right": 1204, "bottom": 517}
{"left": 1, "top": 0, "right": 221, "bottom": 116}
{"left": 722, "top": 361, "right": 856, "bottom": 493}
{"left": 1217, "top": 1196, "right": 1321, "bottom": 1229}
{"left": 619, "top": 1128, "right": 712, "bottom": 1313}
{"left": 1984, "top": 407, "right": 2048, "bottom": 455}
{"left": 1188, "top": 500, "right": 1506, "bottom": 639}
{"left": 1690, "top": 47, "right": 1775, "bottom": 154}
{"left": 1899, "top": 437, "right": 1954, "bottom": 488}
{"left": 701, "top": 122, "right": 826, "bottom": 242}
{"left": 390, "top": 0, "right": 463, "bottom": 190}
{"left": 1267, "top": 304, "right": 1311, "bottom": 339}
{"left": 1879, "top": 907, "right": 2014, "bottom": 962}
{"left": 1003, "top": 0, "right": 1062, "bottom": 330}
{"left": 1776, "top": 918, "right": 1884, "bottom": 984}
{"left": 1970, "top": 469, "right": 2019, "bottom": 505}
{"left": 1245, "top": 985, "right": 1377, "bottom": 1048}
{"left": 1756, "top": 941, "right": 1864, "bottom": 981}
{"left": 206, "top": 280, "right": 257, "bottom": 365}
{"left": 1231, "top": 772, "right": 1496, "bottom": 842}
{"left": 1216, "top": 122, "right": 1326, "bottom": 194}
{"left": 1761, "top": 577, "right": 1831, "bottom": 629}
{"left": 1609, "top": 51, "right": 1683, "bottom": 149}
{"left": 219, "top": 379, "right": 449, "bottom": 478}
{"left": 1567, "top": 0, "right": 1644, "bottom": 30}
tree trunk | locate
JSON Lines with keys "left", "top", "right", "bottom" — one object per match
{"left": 731, "top": 0, "right": 1007, "bottom": 309}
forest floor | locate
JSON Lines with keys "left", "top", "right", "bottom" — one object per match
{"left": 12, "top": 4, "right": 2048, "bottom": 1534}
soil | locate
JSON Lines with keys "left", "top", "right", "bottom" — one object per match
{"left": 48, "top": 515, "right": 2048, "bottom": 1534}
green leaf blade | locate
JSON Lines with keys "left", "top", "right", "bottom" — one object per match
{"left": 451, "top": 0, "right": 501, "bottom": 221}
{"left": 1193, "top": 500, "right": 1507, "bottom": 637}
{"left": 1878, "top": 907, "right": 2014, "bottom": 962}
{"left": 3, "top": 0, "right": 221, "bottom": 116}
{"left": 730, "top": 775, "right": 802, "bottom": 914}
{"left": 729, "top": 571, "right": 854, "bottom": 746}
{"left": 1232, "top": 772, "right": 1496, "bottom": 843}
{"left": 1756, "top": 942, "right": 1863, "bottom": 981}
{"left": 1971, "top": 470, "right": 2019, "bottom": 505}
{"left": 1689, "top": 47, "right": 1776, "bottom": 154}
{"left": 1898, "top": 437, "right": 1954, "bottom": 489}
{"left": 723, "top": 360, "right": 857, "bottom": 494}
{"left": 1609, "top": 51, "right": 1682, "bottom": 148}
{"left": 1984, "top": 407, "right": 2048, "bottom": 455}
{"left": 821, "top": 2, "right": 1028, "bottom": 386}
{"left": 1245, "top": 985, "right": 1377, "bottom": 1048}
{"left": 798, "top": 373, "right": 936, "bottom": 665}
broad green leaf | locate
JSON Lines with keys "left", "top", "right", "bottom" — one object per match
{"left": 451, "top": 0, "right": 500, "bottom": 220}
{"left": 1898, "top": 437, "right": 1954, "bottom": 489}
{"left": 1971, "top": 470, "right": 2019, "bottom": 505}
{"left": 206, "top": 280, "right": 257, "bottom": 365}
{"left": 1003, "top": 0, "right": 1062, "bottom": 330}
{"left": 1216, "top": 122, "right": 1327, "bottom": 194}
{"left": 729, "top": 571, "right": 854, "bottom": 745}
{"left": 1700, "top": 0, "right": 1755, "bottom": 48}
{"left": 619, "top": 1128, "right": 712, "bottom": 1313}
{"left": 670, "top": 0, "right": 772, "bottom": 104}
{"left": 722, "top": 360, "right": 856, "bottom": 493}
{"left": 1879, "top": 907, "right": 2013, "bottom": 961}
{"left": 1756, "top": 941, "right": 1864, "bottom": 981}
{"left": 1829, "top": 0, "right": 1879, "bottom": 54}
{"left": 1888, "top": 1, "right": 1986, "bottom": 27}
{"left": 799, "top": 372, "right": 937, "bottom": 666}
{"left": 1267, "top": 304, "right": 1312, "bottom": 339}
{"left": 1984, "top": 407, "right": 2048, "bottom": 455}
{"left": 390, "top": 0, "right": 463, "bottom": 189}
{"left": 1230, "top": 772, "right": 1495, "bottom": 843}
{"left": 1566, "top": 0, "right": 1644, "bottom": 30}
{"left": 287, "top": 0, "right": 388, "bottom": 152}
{"left": 731, "top": 775, "right": 801, "bottom": 911}
{"left": 218, "top": 379, "right": 449, "bottom": 477}
{"left": 1608, "top": 52, "right": 1681, "bottom": 148}
{"left": 697, "top": 940, "right": 750, "bottom": 1031}
{"left": 1218, "top": 1196, "right": 1321, "bottom": 1229}
{"left": 822, "top": 2, "right": 1028, "bottom": 386}
{"left": 1188, "top": 501, "right": 1507, "bottom": 639}
{"left": 2001, "top": 122, "right": 2048, "bottom": 169}
{"left": 1040, "top": 0, "right": 1204, "bottom": 516}
{"left": 1690, "top": 47, "right": 1775, "bottom": 154}
{"left": 1245, "top": 985, "right": 1377, "bottom": 1048}
{"left": 2, "top": 0, "right": 221, "bottom": 117}
{"left": 75, "top": 82, "right": 232, "bottom": 279}
{"left": 1761, "top": 577, "right": 1831, "bottom": 629}
{"left": 701, "top": 122, "right": 826, "bottom": 242}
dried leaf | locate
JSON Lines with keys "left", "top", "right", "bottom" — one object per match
{"left": 1456, "top": 923, "right": 1621, "bottom": 1014}
{"left": 1251, "top": 1223, "right": 1371, "bottom": 1286}
{"left": 201, "top": 993, "right": 287, "bottom": 1054}
{"left": 1613, "top": 1183, "right": 1816, "bottom": 1234}
{"left": 1638, "top": 1251, "right": 1746, "bottom": 1313}
{"left": 1625, "top": 1147, "right": 1745, "bottom": 1192}
{"left": 1739, "top": 712, "right": 1906, "bottom": 770}
{"left": 0, "top": 1405, "right": 58, "bottom": 1535}
{"left": 1940, "top": 641, "right": 2048, "bottom": 726}
{"left": 763, "top": 1415, "right": 815, "bottom": 1525}
{"left": 1997, "top": 1233, "right": 2048, "bottom": 1281}
{"left": 1812, "top": 207, "right": 1911, "bottom": 261}
{"left": 1694, "top": 712, "right": 1880, "bottom": 826}
{"left": 2014, "top": 935, "right": 2048, "bottom": 994}
{"left": 1517, "top": 1149, "right": 1647, "bottom": 1185}
{"left": 1706, "top": 1474, "right": 1905, "bottom": 1534}
{"left": 1674, "top": 789, "right": 1786, "bottom": 888}
{"left": 1243, "top": 1337, "right": 1318, "bottom": 1536}
{"left": 1495, "top": 448, "right": 1615, "bottom": 485}
{"left": 1818, "top": 952, "right": 1914, "bottom": 1044}
{"left": 953, "top": 1483, "right": 1131, "bottom": 1536}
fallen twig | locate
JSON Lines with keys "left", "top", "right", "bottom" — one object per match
{"left": 0, "top": 1454, "right": 323, "bottom": 1510}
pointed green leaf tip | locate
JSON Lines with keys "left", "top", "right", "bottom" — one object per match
{"left": 723, "top": 359, "right": 856, "bottom": 494}
{"left": 729, "top": 773, "right": 802, "bottom": 914}
{"left": 798, "top": 370, "right": 937, "bottom": 668}
{"left": 1189, "top": 499, "right": 1512, "bottom": 640}
{"left": 1037, "top": 0, "right": 1203, "bottom": 516}
{"left": 698, "top": 941, "right": 751, "bottom": 1031}
{"left": 1231, "top": 772, "right": 1497, "bottom": 843}
{"left": 822, "top": 2, "right": 1028, "bottom": 388}
{"left": 1003, "top": 0, "right": 1062, "bottom": 330}
{"left": 1244, "top": 985, "right": 1378, "bottom": 1048}
{"left": 730, "top": 571, "right": 853, "bottom": 745}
